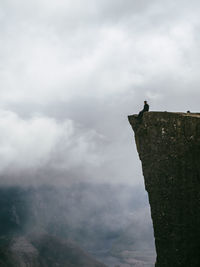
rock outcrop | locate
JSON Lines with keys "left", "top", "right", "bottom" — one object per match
{"left": 128, "top": 112, "right": 200, "bottom": 267}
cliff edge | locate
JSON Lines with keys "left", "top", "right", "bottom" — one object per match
{"left": 128, "top": 112, "right": 200, "bottom": 267}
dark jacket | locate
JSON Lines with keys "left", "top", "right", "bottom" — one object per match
{"left": 143, "top": 103, "right": 149, "bottom": 112}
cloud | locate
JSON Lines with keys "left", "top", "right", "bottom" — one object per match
{"left": 0, "top": 110, "right": 106, "bottom": 184}
{"left": 1, "top": 0, "right": 200, "bottom": 185}
{"left": 1, "top": 0, "right": 200, "bottom": 105}
{"left": 0, "top": 110, "right": 62, "bottom": 171}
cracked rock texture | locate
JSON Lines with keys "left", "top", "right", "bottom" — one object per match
{"left": 128, "top": 112, "right": 200, "bottom": 267}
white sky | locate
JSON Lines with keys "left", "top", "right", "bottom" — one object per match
{"left": 0, "top": 0, "right": 200, "bottom": 185}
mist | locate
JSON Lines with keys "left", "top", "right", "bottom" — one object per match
{"left": 0, "top": 183, "right": 155, "bottom": 266}
{"left": 1, "top": 0, "right": 200, "bottom": 186}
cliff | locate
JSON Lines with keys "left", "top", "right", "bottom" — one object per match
{"left": 128, "top": 112, "right": 200, "bottom": 267}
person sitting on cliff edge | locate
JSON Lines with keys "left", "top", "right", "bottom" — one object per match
{"left": 137, "top": 100, "right": 149, "bottom": 120}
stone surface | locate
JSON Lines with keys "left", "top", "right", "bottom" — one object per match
{"left": 128, "top": 112, "right": 200, "bottom": 267}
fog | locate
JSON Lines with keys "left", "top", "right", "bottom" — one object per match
{"left": 0, "top": 183, "right": 155, "bottom": 266}
{"left": 1, "top": 0, "right": 200, "bottom": 185}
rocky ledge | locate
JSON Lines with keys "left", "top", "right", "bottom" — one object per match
{"left": 128, "top": 112, "right": 200, "bottom": 267}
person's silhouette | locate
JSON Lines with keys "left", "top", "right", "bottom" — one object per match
{"left": 137, "top": 101, "right": 149, "bottom": 119}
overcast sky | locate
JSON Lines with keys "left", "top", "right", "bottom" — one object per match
{"left": 0, "top": 0, "right": 200, "bottom": 185}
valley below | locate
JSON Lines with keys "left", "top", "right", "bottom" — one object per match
{"left": 0, "top": 183, "right": 155, "bottom": 266}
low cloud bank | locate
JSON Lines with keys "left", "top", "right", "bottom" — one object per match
{"left": 0, "top": 109, "right": 106, "bottom": 185}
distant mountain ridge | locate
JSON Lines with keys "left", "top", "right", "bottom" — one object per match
{"left": 0, "top": 234, "right": 106, "bottom": 267}
{"left": 0, "top": 183, "right": 155, "bottom": 266}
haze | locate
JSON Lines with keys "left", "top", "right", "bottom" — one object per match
{"left": 0, "top": 0, "right": 200, "bottom": 186}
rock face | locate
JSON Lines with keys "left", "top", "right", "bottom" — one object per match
{"left": 128, "top": 112, "right": 200, "bottom": 267}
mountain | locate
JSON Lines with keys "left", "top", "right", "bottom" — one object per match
{"left": 0, "top": 183, "right": 155, "bottom": 266}
{"left": 129, "top": 112, "right": 200, "bottom": 266}
{"left": 0, "top": 234, "right": 106, "bottom": 267}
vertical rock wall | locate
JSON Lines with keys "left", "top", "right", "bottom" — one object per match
{"left": 128, "top": 112, "right": 200, "bottom": 267}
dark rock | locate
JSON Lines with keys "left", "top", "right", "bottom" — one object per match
{"left": 128, "top": 112, "right": 200, "bottom": 267}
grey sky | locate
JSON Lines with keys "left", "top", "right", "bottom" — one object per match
{"left": 0, "top": 0, "right": 200, "bottom": 185}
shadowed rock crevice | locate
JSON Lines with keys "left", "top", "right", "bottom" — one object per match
{"left": 128, "top": 112, "right": 200, "bottom": 267}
